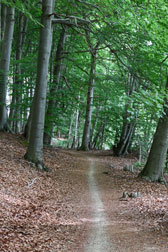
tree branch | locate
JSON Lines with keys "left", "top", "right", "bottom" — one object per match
{"left": 75, "top": 0, "right": 101, "bottom": 12}
{"left": 52, "top": 16, "right": 91, "bottom": 25}
{"left": 65, "top": 57, "right": 89, "bottom": 75}
{"left": 64, "top": 46, "right": 109, "bottom": 55}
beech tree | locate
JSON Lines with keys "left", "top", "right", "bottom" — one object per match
{"left": 139, "top": 78, "right": 168, "bottom": 182}
{"left": 80, "top": 32, "right": 100, "bottom": 151}
{"left": 9, "top": 13, "right": 28, "bottom": 133}
{"left": 0, "top": 5, "right": 15, "bottom": 131}
{"left": 44, "top": 26, "right": 67, "bottom": 145}
{"left": 24, "top": 0, "right": 55, "bottom": 168}
{"left": 114, "top": 74, "right": 138, "bottom": 157}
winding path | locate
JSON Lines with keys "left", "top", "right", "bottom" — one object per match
{"left": 69, "top": 151, "right": 168, "bottom": 252}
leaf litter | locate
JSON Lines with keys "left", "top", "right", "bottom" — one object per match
{"left": 0, "top": 133, "right": 85, "bottom": 252}
{"left": 0, "top": 134, "right": 168, "bottom": 251}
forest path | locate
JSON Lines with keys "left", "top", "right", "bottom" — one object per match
{"left": 0, "top": 133, "right": 167, "bottom": 252}
{"left": 84, "top": 158, "right": 113, "bottom": 252}
{"left": 68, "top": 151, "right": 168, "bottom": 252}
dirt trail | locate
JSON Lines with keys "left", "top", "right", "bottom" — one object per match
{"left": 84, "top": 158, "right": 113, "bottom": 252}
{"left": 71, "top": 152, "right": 168, "bottom": 252}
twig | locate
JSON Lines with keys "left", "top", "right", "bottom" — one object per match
{"left": 75, "top": 0, "right": 101, "bottom": 12}
{"left": 26, "top": 177, "right": 37, "bottom": 188}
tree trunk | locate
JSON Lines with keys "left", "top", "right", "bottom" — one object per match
{"left": 71, "top": 112, "right": 79, "bottom": 148}
{"left": 1, "top": 4, "right": 7, "bottom": 41}
{"left": 139, "top": 78, "right": 168, "bottom": 182}
{"left": 113, "top": 120, "right": 135, "bottom": 157}
{"left": 89, "top": 106, "right": 100, "bottom": 149}
{"left": 139, "top": 115, "right": 168, "bottom": 182}
{"left": 44, "top": 26, "right": 67, "bottom": 144}
{"left": 113, "top": 74, "right": 137, "bottom": 156}
{"left": 13, "top": 14, "right": 28, "bottom": 133}
{"left": 80, "top": 42, "right": 99, "bottom": 150}
{"left": 71, "top": 94, "right": 80, "bottom": 149}
{"left": 23, "top": 79, "right": 34, "bottom": 140}
{"left": 67, "top": 112, "right": 74, "bottom": 148}
{"left": 24, "top": 0, "right": 54, "bottom": 167}
{"left": 92, "top": 128, "right": 101, "bottom": 149}
{"left": 23, "top": 108, "right": 32, "bottom": 141}
{"left": 99, "top": 121, "right": 106, "bottom": 149}
{"left": 8, "top": 72, "right": 16, "bottom": 129}
{"left": 92, "top": 122, "right": 105, "bottom": 149}
{"left": 0, "top": 6, "right": 15, "bottom": 131}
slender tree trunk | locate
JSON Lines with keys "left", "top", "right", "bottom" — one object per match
{"left": 89, "top": 106, "right": 100, "bottom": 149}
{"left": 1, "top": 4, "right": 6, "bottom": 41}
{"left": 23, "top": 107, "right": 32, "bottom": 141}
{"left": 92, "top": 129, "right": 101, "bottom": 149}
{"left": 44, "top": 26, "right": 67, "bottom": 144}
{"left": 71, "top": 94, "right": 80, "bottom": 149}
{"left": 91, "top": 122, "right": 105, "bottom": 149}
{"left": 23, "top": 78, "right": 34, "bottom": 140}
{"left": 13, "top": 15, "right": 28, "bottom": 133}
{"left": 76, "top": 111, "right": 81, "bottom": 149}
{"left": 113, "top": 120, "right": 135, "bottom": 157}
{"left": 8, "top": 72, "right": 16, "bottom": 129}
{"left": 113, "top": 74, "right": 137, "bottom": 156}
{"left": 73, "top": 109, "right": 80, "bottom": 148}
{"left": 0, "top": 6, "right": 15, "bottom": 131}
{"left": 24, "top": 0, "right": 54, "bottom": 167}
{"left": 80, "top": 43, "right": 99, "bottom": 151}
{"left": 99, "top": 121, "right": 106, "bottom": 149}
{"left": 71, "top": 109, "right": 80, "bottom": 148}
{"left": 67, "top": 113, "right": 74, "bottom": 148}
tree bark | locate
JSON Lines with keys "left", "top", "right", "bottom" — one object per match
{"left": 113, "top": 74, "right": 137, "bottom": 156}
{"left": 139, "top": 115, "right": 168, "bottom": 182}
{"left": 9, "top": 14, "right": 28, "bottom": 133}
{"left": 24, "top": 0, "right": 55, "bottom": 167}
{"left": 0, "top": 6, "right": 15, "bottom": 131}
{"left": 113, "top": 120, "right": 135, "bottom": 157}
{"left": 71, "top": 106, "right": 80, "bottom": 148}
{"left": 80, "top": 41, "right": 99, "bottom": 151}
{"left": 99, "top": 121, "right": 106, "bottom": 149}
{"left": 44, "top": 26, "right": 67, "bottom": 145}
{"left": 139, "top": 78, "right": 168, "bottom": 182}
{"left": 67, "top": 112, "right": 74, "bottom": 148}
{"left": 89, "top": 106, "right": 100, "bottom": 149}
{"left": 14, "top": 14, "right": 28, "bottom": 133}
{"left": 1, "top": 4, "right": 7, "bottom": 41}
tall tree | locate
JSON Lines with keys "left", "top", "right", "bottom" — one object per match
{"left": 24, "top": 0, "right": 55, "bottom": 168}
{"left": 44, "top": 26, "right": 67, "bottom": 145}
{"left": 80, "top": 33, "right": 99, "bottom": 151}
{"left": 9, "top": 13, "right": 28, "bottom": 133}
{"left": 0, "top": 5, "right": 15, "bottom": 131}
{"left": 114, "top": 74, "right": 138, "bottom": 156}
{"left": 139, "top": 78, "right": 168, "bottom": 183}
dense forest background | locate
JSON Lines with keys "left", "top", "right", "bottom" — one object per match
{"left": 0, "top": 0, "right": 168, "bottom": 182}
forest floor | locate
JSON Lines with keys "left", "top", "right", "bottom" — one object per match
{"left": 0, "top": 132, "right": 168, "bottom": 252}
